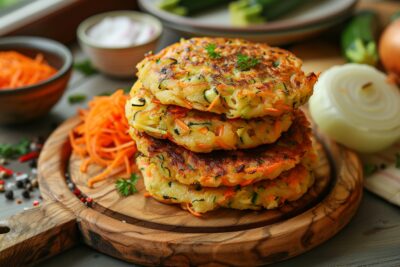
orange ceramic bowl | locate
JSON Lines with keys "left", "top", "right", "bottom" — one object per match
{"left": 0, "top": 36, "right": 72, "bottom": 125}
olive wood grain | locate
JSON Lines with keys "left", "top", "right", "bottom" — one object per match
{"left": 30, "top": 115, "right": 362, "bottom": 266}
{"left": 0, "top": 201, "right": 77, "bottom": 266}
{"left": 69, "top": 137, "right": 331, "bottom": 231}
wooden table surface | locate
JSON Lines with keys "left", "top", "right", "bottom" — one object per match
{"left": 1, "top": 26, "right": 400, "bottom": 267}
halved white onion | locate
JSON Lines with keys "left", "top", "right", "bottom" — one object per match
{"left": 310, "top": 63, "right": 400, "bottom": 153}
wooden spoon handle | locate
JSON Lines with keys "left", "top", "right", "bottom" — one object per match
{"left": 0, "top": 200, "right": 78, "bottom": 267}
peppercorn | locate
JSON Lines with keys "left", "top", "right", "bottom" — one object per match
{"left": 29, "top": 159, "right": 37, "bottom": 168}
{"left": 33, "top": 200, "right": 39, "bottom": 206}
{"left": 73, "top": 188, "right": 81, "bottom": 196}
{"left": 86, "top": 197, "right": 93, "bottom": 207}
{"left": 22, "top": 190, "right": 30, "bottom": 199}
{"left": 30, "top": 178, "right": 38, "bottom": 188}
{"left": 5, "top": 190, "right": 13, "bottom": 200}
{"left": 25, "top": 183, "right": 33, "bottom": 192}
{"left": 16, "top": 180, "right": 24, "bottom": 189}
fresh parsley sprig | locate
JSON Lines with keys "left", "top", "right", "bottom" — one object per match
{"left": 73, "top": 59, "right": 98, "bottom": 76}
{"left": 236, "top": 54, "right": 260, "bottom": 71}
{"left": 68, "top": 93, "right": 87, "bottom": 104}
{"left": 0, "top": 139, "right": 30, "bottom": 159}
{"left": 116, "top": 173, "right": 139, "bottom": 196}
{"left": 205, "top": 43, "right": 221, "bottom": 59}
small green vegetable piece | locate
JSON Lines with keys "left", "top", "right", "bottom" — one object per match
{"left": 341, "top": 11, "right": 379, "bottom": 66}
{"left": 205, "top": 43, "right": 221, "bottom": 59}
{"left": 229, "top": 0, "right": 304, "bottom": 26}
{"left": 68, "top": 94, "right": 87, "bottom": 104}
{"left": 395, "top": 153, "right": 400, "bottom": 169}
{"left": 236, "top": 53, "right": 259, "bottom": 71}
{"left": 0, "top": 138, "right": 30, "bottom": 159}
{"left": 251, "top": 192, "right": 258, "bottom": 204}
{"left": 363, "top": 163, "right": 377, "bottom": 176}
{"left": 116, "top": 173, "right": 139, "bottom": 197}
{"left": 159, "top": 0, "right": 231, "bottom": 16}
{"left": 73, "top": 59, "right": 98, "bottom": 76}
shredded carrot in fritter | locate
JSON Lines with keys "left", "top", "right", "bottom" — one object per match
{"left": 69, "top": 90, "right": 137, "bottom": 187}
{"left": 185, "top": 203, "right": 202, "bottom": 217}
{"left": 0, "top": 51, "right": 56, "bottom": 89}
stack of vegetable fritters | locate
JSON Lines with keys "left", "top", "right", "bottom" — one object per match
{"left": 126, "top": 37, "right": 318, "bottom": 214}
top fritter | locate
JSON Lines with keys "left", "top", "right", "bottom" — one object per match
{"left": 137, "top": 37, "right": 317, "bottom": 119}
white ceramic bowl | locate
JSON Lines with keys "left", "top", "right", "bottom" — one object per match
{"left": 77, "top": 10, "right": 162, "bottom": 78}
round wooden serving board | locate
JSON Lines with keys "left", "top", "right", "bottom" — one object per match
{"left": 0, "top": 115, "right": 363, "bottom": 267}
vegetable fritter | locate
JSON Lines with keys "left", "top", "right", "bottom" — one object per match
{"left": 137, "top": 37, "right": 317, "bottom": 119}
{"left": 137, "top": 155, "right": 314, "bottom": 214}
{"left": 126, "top": 81, "right": 293, "bottom": 153}
{"left": 131, "top": 110, "right": 312, "bottom": 187}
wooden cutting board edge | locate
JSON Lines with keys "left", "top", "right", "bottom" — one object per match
{"left": 0, "top": 113, "right": 363, "bottom": 267}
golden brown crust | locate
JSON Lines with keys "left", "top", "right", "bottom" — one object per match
{"left": 137, "top": 37, "right": 317, "bottom": 119}
{"left": 132, "top": 110, "right": 313, "bottom": 187}
{"left": 138, "top": 155, "right": 314, "bottom": 213}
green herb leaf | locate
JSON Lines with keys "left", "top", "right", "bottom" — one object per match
{"left": 68, "top": 94, "right": 87, "bottom": 104}
{"left": 236, "top": 54, "right": 260, "bottom": 71}
{"left": 251, "top": 192, "right": 258, "bottom": 204}
{"left": 363, "top": 163, "right": 377, "bottom": 176}
{"left": 0, "top": 138, "right": 30, "bottom": 159}
{"left": 98, "top": 92, "right": 111, "bottom": 96}
{"left": 115, "top": 173, "right": 139, "bottom": 197}
{"left": 205, "top": 43, "right": 221, "bottom": 59}
{"left": 395, "top": 153, "right": 400, "bottom": 169}
{"left": 73, "top": 59, "right": 98, "bottom": 76}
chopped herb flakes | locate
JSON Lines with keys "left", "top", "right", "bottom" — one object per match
{"left": 251, "top": 192, "right": 258, "bottom": 204}
{"left": 68, "top": 94, "right": 87, "bottom": 104}
{"left": 73, "top": 59, "right": 97, "bottom": 76}
{"left": 205, "top": 43, "right": 221, "bottom": 59}
{"left": 116, "top": 173, "right": 139, "bottom": 197}
{"left": 236, "top": 54, "right": 260, "bottom": 71}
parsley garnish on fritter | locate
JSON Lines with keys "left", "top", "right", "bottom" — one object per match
{"left": 205, "top": 43, "right": 221, "bottom": 59}
{"left": 236, "top": 54, "right": 260, "bottom": 71}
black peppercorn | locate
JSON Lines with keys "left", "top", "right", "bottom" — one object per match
{"left": 22, "top": 190, "right": 30, "bottom": 199}
{"left": 5, "top": 190, "right": 13, "bottom": 200}
{"left": 16, "top": 180, "right": 24, "bottom": 189}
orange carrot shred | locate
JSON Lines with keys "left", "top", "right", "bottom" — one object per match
{"left": 186, "top": 203, "right": 202, "bottom": 217}
{"left": 206, "top": 94, "right": 220, "bottom": 111}
{"left": 69, "top": 90, "right": 137, "bottom": 187}
{"left": 175, "top": 118, "right": 190, "bottom": 134}
{"left": 0, "top": 51, "right": 56, "bottom": 90}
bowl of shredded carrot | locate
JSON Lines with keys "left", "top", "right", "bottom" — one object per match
{"left": 0, "top": 36, "right": 72, "bottom": 124}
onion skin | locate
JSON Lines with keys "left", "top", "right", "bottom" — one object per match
{"left": 379, "top": 20, "right": 400, "bottom": 79}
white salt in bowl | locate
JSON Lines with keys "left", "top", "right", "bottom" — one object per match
{"left": 77, "top": 11, "right": 162, "bottom": 78}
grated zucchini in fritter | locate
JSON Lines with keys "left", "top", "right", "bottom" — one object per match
{"left": 126, "top": 81, "right": 293, "bottom": 153}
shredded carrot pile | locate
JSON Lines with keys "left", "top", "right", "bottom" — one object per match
{"left": 69, "top": 90, "right": 137, "bottom": 187}
{"left": 0, "top": 51, "right": 57, "bottom": 89}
